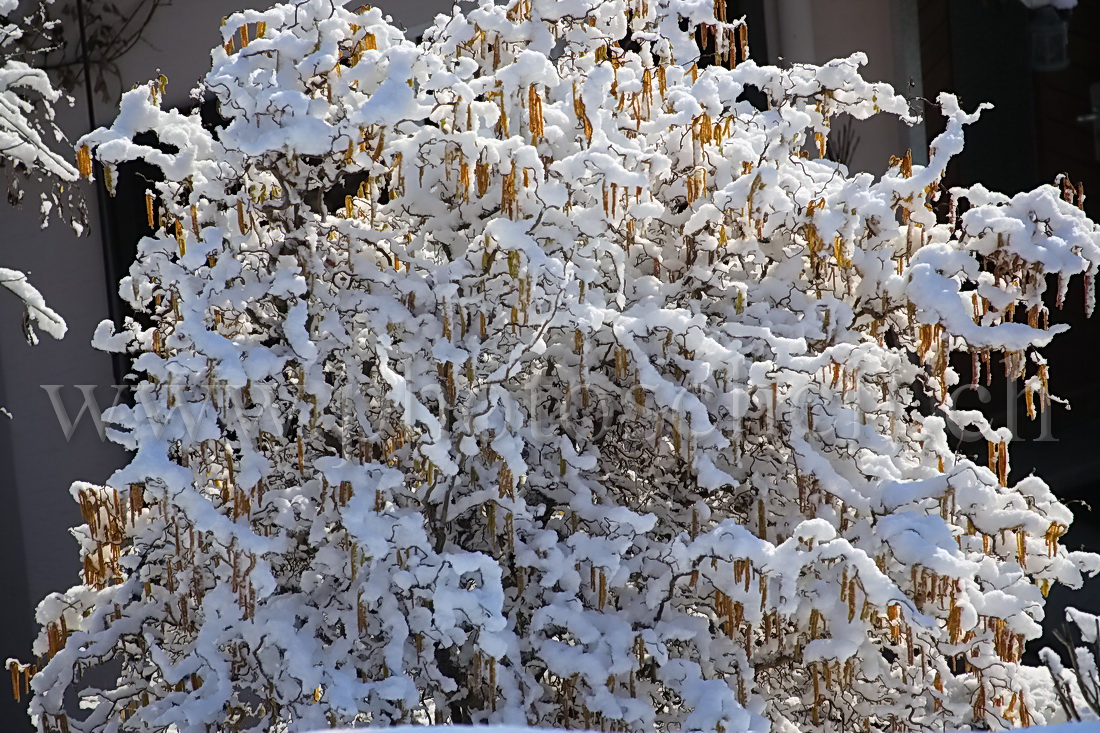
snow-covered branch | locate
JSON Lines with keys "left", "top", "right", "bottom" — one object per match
{"left": 0, "top": 0, "right": 84, "bottom": 343}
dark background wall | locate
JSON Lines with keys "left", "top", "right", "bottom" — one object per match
{"left": 920, "top": 0, "right": 1100, "bottom": 659}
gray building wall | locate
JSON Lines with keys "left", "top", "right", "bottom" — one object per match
{"left": 764, "top": 0, "right": 926, "bottom": 172}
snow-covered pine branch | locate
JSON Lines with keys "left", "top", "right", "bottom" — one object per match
{"left": 21, "top": 0, "right": 1100, "bottom": 730}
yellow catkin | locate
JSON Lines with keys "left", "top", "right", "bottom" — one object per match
{"left": 811, "top": 666, "right": 821, "bottom": 726}
{"left": 175, "top": 219, "right": 186, "bottom": 256}
{"left": 573, "top": 83, "right": 593, "bottom": 142}
{"left": 76, "top": 145, "right": 93, "bottom": 179}
{"left": 529, "top": 85, "right": 544, "bottom": 140}
{"left": 460, "top": 163, "right": 471, "bottom": 202}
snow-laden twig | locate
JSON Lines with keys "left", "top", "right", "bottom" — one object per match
{"left": 0, "top": 266, "right": 65, "bottom": 343}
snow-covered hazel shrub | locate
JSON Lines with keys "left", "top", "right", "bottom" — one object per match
{"left": 19, "top": 0, "right": 1100, "bottom": 730}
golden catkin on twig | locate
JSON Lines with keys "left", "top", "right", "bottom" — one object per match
{"left": 573, "top": 83, "right": 593, "bottom": 143}
{"left": 76, "top": 145, "right": 93, "bottom": 179}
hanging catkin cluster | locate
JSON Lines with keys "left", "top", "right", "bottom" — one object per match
{"left": 20, "top": 0, "right": 1100, "bottom": 731}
